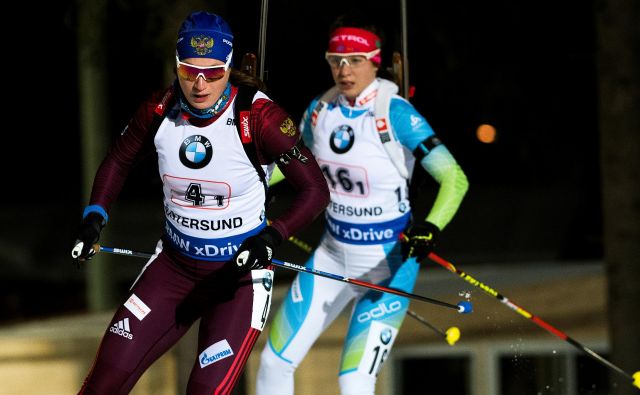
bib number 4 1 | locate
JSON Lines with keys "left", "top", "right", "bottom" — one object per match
{"left": 185, "top": 183, "right": 226, "bottom": 207}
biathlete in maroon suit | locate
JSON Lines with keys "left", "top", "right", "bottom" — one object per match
{"left": 71, "top": 11, "right": 329, "bottom": 395}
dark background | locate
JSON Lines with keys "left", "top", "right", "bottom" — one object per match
{"left": 1, "top": 0, "right": 602, "bottom": 321}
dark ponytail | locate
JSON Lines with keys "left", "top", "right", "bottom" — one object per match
{"left": 230, "top": 69, "right": 267, "bottom": 93}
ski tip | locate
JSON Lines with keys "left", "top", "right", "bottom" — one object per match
{"left": 632, "top": 371, "right": 640, "bottom": 389}
{"left": 457, "top": 301, "right": 473, "bottom": 314}
{"left": 445, "top": 327, "right": 460, "bottom": 345}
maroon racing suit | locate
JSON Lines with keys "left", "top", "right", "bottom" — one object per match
{"left": 78, "top": 83, "right": 329, "bottom": 395}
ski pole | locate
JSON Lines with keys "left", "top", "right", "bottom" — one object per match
{"left": 406, "top": 309, "right": 460, "bottom": 346}
{"left": 270, "top": 257, "right": 471, "bottom": 313}
{"left": 285, "top": 233, "right": 460, "bottom": 344}
{"left": 257, "top": 0, "right": 268, "bottom": 80}
{"left": 427, "top": 252, "right": 640, "bottom": 390}
{"left": 399, "top": 0, "right": 409, "bottom": 99}
{"left": 96, "top": 245, "right": 154, "bottom": 259}
{"left": 285, "top": 234, "right": 315, "bottom": 256}
{"left": 93, "top": 245, "right": 472, "bottom": 314}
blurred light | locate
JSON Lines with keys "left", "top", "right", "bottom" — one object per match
{"left": 476, "top": 124, "right": 497, "bottom": 143}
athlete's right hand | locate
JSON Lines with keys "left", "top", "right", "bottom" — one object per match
{"left": 71, "top": 212, "right": 106, "bottom": 263}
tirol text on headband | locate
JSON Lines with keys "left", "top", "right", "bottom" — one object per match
{"left": 326, "top": 27, "right": 381, "bottom": 66}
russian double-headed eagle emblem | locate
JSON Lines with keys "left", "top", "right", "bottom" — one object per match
{"left": 279, "top": 118, "right": 296, "bottom": 137}
{"left": 190, "top": 35, "right": 214, "bottom": 55}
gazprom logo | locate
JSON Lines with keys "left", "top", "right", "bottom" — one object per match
{"left": 199, "top": 339, "right": 234, "bottom": 368}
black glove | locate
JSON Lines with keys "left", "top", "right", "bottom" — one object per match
{"left": 232, "top": 226, "right": 282, "bottom": 272}
{"left": 71, "top": 212, "right": 106, "bottom": 263}
{"left": 400, "top": 221, "right": 440, "bottom": 262}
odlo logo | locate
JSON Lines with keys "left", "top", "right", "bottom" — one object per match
{"left": 357, "top": 300, "right": 402, "bottom": 323}
{"left": 109, "top": 318, "right": 133, "bottom": 340}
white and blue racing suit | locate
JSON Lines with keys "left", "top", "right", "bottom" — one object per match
{"left": 257, "top": 79, "right": 468, "bottom": 395}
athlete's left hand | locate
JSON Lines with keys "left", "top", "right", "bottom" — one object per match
{"left": 400, "top": 221, "right": 441, "bottom": 262}
{"left": 232, "top": 227, "right": 282, "bottom": 272}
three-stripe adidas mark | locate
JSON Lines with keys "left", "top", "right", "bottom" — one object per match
{"left": 109, "top": 317, "right": 134, "bottom": 340}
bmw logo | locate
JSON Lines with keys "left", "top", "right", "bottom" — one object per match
{"left": 329, "top": 125, "right": 355, "bottom": 154}
{"left": 179, "top": 135, "right": 213, "bottom": 169}
{"left": 262, "top": 271, "right": 273, "bottom": 291}
{"left": 380, "top": 329, "right": 392, "bottom": 345}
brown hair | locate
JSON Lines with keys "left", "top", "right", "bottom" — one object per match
{"left": 230, "top": 69, "right": 267, "bottom": 92}
{"left": 329, "top": 14, "right": 383, "bottom": 44}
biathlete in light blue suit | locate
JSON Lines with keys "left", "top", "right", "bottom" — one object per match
{"left": 256, "top": 15, "right": 469, "bottom": 395}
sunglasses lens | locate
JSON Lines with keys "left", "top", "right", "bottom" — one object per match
{"left": 201, "top": 67, "right": 226, "bottom": 81}
{"left": 177, "top": 63, "right": 226, "bottom": 82}
{"left": 326, "top": 55, "right": 369, "bottom": 69}
{"left": 176, "top": 65, "right": 194, "bottom": 80}
{"left": 326, "top": 56, "right": 341, "bottom": 67}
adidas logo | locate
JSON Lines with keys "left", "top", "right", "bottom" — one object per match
{"left": 109, "top": 318, "right": 133, "bottom": 340}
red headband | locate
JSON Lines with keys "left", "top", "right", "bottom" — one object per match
{"left": 327, "top": 27, "right": 381, "bottom": 65}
